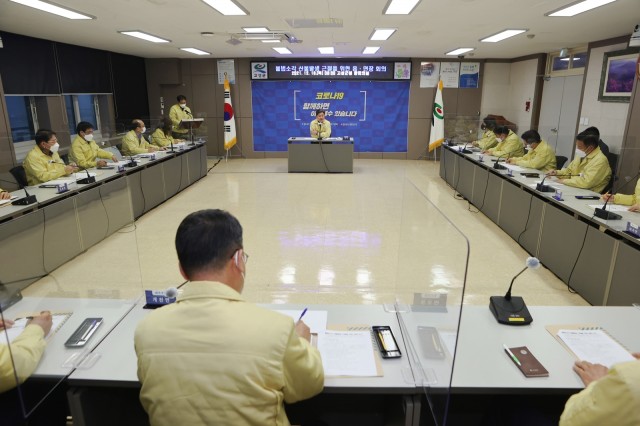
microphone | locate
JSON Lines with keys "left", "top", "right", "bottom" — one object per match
{"left": 185, "top": 108, "right": 192, "bottom": 117}
{"left": 76, "top": 167, "right": 96, "bottom": 185}
{"left": 493, "top": 152, "right": 511, "bottom": 170}
{"left": 489, "top": 257, "right": 540, "bottom": 325}
{"left": 125, "top": 155, "right": 137, "bottom": 168}
{"left": 317, "top": 122, "right": 323, "bottom": 141}
{"left": 165, "top": 280, "right": 189, "bottom": 298}
{"left": 594, "top": 169, "right": 640, "bottom": 220}
{"left": 0, "top": 177, "right": 37, "bottom": 206}
{"left": 459, "top": 141, "right": 472, "bottom": 154}
{"left": 536, "top": 173, "right": 581, "bottom": 193}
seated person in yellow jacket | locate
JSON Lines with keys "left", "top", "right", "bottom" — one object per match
{"left": 151, "top": 117, "right": 184, "bottom": 148}
{"left": 559, "top": 353, "right": 640, "bottom": 426}
{"left": 0, "top": 312, "right": 52, "bottom": 393}
{"left": 24, "top": 129, "right": 78, "bottom": 186}
{"left": 310, "top": 109, "right": 331, "bottom": 139}
{"left": 472, "top": 116, "right": 498, "bottom": 150}
{"left": 70, "top": 121, "right": 117, "bottom": 169}
{"left": 483, "top": 126, "right": 524, "bottom": 158}
{"left": 546, "top": 132, "right": 611, "bottom": 193}
{"left": 507, "top": 130, "right": 556, "bottom": 172}
{"left": 121, "top": 119, "right": 158, "bottom": 157}
{"left": 0, "top": 188, "right": 10, "bottom": 200}
{"left": 602, "top": 178, "right": 640, "bottom": 212}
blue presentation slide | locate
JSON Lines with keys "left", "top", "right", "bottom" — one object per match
{"left": 252, "top": 80, "right": 410, "bottom": 152}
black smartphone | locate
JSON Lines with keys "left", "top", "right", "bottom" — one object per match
{"left": 575, "top": 195, "right": 600, "bottom": 200}
{"left": 520, "top": 173, "right": 540, "bottom": 178}
{"left": 417, "top": 326, "right": 445, "bottom": 359}
{"left": 372, "top": 326, "right": 402, "bottom": 358}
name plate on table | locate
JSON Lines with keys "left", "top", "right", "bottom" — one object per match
{"left": 625, "top": 222, "right": 640, "bottom": 238}
{"left": 143, "top": 290, "right": 176, "bottom": 309}
{"left": 117, "top": 165, "right": 125, "bottom": 173}
{"left": 553, "top": 190, "right": 563, "bottom": 201}
{"left": 56, "top": 183, "right": 69, "bottom": 194}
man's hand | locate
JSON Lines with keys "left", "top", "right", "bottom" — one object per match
{"left": 0, "top": 191, "right": 10, "bottom": 200}
{"left": 147, "top": 147, "right": 158, "bottom": 153}
{"left": 111, "top": 156, "right": 118, "bottom": 163}
{"left": 573, "top": 360, "right": 609, "bottom": 386}
{"left": 97, "top": 160, "right": 107, "bottom": 167}
{"left": 546, "top": 170, "right": 558, "bottom": 177}
{"left": 602, "top": 193, "right": 614, "bottom": 202}
{"left": 27, "top": 311, "right": 53, "bottom": 336}
{"left": 506, "top": 158, "right": 515, "bottom": 164}
{"left": 0, "top": 318, "right": 15, "bottom": 329}
{"left": 64, "top": 164, "right": 78, "bottom": 174}
{"left": 295, "top": 320, "right": 311, "bottom": 342}
{"left": 629, "top": 204, "right": 640, "bottom": 212}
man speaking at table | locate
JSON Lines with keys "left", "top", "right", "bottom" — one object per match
{"left": 134, "top": 209, "right": 324, "bottom": 426}
{"left": 69, "top": 121, "right": 117, "bottom": 168}
{"left": 310, "top": 109, "right": 331, "bottom": 139}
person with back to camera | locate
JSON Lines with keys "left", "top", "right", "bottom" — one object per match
{"left": 310, "top": 109, "right": 331, "bottom": 139}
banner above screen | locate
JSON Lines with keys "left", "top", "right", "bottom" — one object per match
{"left": 251, "top": 61, "right": 412, "bottom": 81}
{"left": 252, "top": 80, "right": 409, "bottom": 152}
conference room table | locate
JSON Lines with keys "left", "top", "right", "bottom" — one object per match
{"left": 287, "top": 137, "right": 354, "bottom": 173}
{"left": 440, "top": 144, "right": 640, "bottom": 307}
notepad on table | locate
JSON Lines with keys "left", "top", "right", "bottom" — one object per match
{"left": 317, "top": 330, "right": 379, "bottom": 377}
{"left": 2, "top": 313, "right": 72, "bottom": 343}
{"left": 555, "top": 328, "right": 635, "bottom": 368}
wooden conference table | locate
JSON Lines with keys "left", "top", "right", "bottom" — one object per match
{"left": 440, "top": 144, "right": 640, "bottom": 307}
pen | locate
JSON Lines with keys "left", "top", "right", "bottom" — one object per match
{"left": 503, "top": 344, "right": 521, "bottom": 366}
{"left": 297, "top": 308, "right": 308, "bottom": 322}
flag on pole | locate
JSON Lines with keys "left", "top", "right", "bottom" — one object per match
{"left": 428, "top": 80, "right": 445, "bottom": 152}
{"left": 223, "top": 75, "right": 237, "bottom": 151}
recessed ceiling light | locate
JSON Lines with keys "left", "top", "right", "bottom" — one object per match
{"left": 201, "top": 32, "right": 215, "bottom": 37}
{"left": 180, "top": 48, "right": 211, "bottom": 55}
{"left": 273, "top": 47, "right": 292, "bottom": 54}
{"left": 480, "top": 29, "right": 527, "bottom": 43}
{"left": 9, "top": 0, "right": 94, "bottom": 19}
{"left": 383, "top": 0, "right": 421, "bottom": 14}
{"left": 370, "top": 28, "right": 397, "bottom": 41}
{"left": 261, "top": 40, "right": 280, "bottom": 43}
{"left": 201, "top": 0, "right": 248, "bottom": 16}
{"left": 119, "top": 31, "right": 170, "bottom": 43}
{"left": 445, "top": 47, "right": 474, "bottom": 56}
{"left": 545, "top": 0, "right": 616, "bottom": 17}
{"left": 318, "top": 47, "right": 334, "bottom": 54}
{"left": 362, "top": 46, "right": 380, "bottom": 54}
{"left": 243, "top": 27, "right": 269, "bottom": 33}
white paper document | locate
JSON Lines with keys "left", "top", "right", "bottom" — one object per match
{"left": 0, "top": 196, "right": 18, "bottom": 206}
{"left": 317, "top": 330, "right": 378, "bottom": 376}
{"left": 557, "top": 329, "right": 635, "bottom": 368}
{"left": 43, "top": 179, "right": 74, "bottom": 186}
{"left": 588, "top": 204, "right": 630, "bottom": 212}
{"left": 73, "top": 172, "right": 97, "bottom": 180}
{"left": 502, "top": 164, "right": 527, "bottom": 172}
{"left": 275, "top": 310, "right": 328, "bottom": 334}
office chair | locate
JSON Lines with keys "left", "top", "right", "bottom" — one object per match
{"left": 9, "top": 166, "right": 28, "bottom": 188}
{"left": 555, "top": 156, "right": 568, "bottom": 169}
{"left": 602, "top": 152, "right": 618, "bottom": 194}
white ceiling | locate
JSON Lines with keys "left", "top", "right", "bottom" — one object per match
{"left": 0, "top": 0, "right": 639, "bottom": 59}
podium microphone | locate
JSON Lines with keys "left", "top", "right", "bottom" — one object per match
{"left": 595, "top": 169, "right": 640, "bottom": 221}
{"left": 0, "top": 177, "right": 37, "bottom": 206}
{"left": 185, "top": 108, "right": 192, "bottom": 117}
{"left": 489, "top": 257, "right": 540, "bottom": 325}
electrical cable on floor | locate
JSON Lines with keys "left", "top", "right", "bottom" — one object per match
{"left": 207, "top": 157, "right": 223, "bottom": 173}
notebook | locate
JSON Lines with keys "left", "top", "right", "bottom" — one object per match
{"left": 1, "top": 313, "right": 72, "bottom": 343}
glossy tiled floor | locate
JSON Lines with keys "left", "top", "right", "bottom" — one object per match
{"left": 24, "top": 158, "right": 588, "bottom": 308}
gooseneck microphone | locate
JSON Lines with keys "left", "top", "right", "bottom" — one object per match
{"left": 459, "top": 142, "right": 472, "bottom": 154}
{"left": 489, "top": 257, "right": 540, "bottom": 326}
{"left": 537, "top": 173, "right": 581, "bottom": 193}
{"left": 317, "top": 122, "right": 323, "bottom": 141}
{"left": 0, "top": 177, "right": 37, "bottom": 206}
{"left": 76, "top": 167, "right": 96, "bottom": 185}
{"left": 493, "top": 152, "right": 511, "bottom": 170}
{"left": 595, "top": 169, "right": 640, "bottom": 220}
{"left": 125, "top": 155, "right": 137, "bottom": 168}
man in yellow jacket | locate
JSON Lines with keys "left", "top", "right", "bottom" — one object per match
{"left": 472, "top": 117, "right": 498, "bottom": 150}
{"left": 169, "top": 95, "right": 192, "bottom": 139}
{"left": 310, "top": 109, "right": 332, "bottom": 139}
{"left": 559, "top": 354, "right": 640, "bottom": 425}
{"left": 507, "top": 130, "right": 556, "bottom": 172}
{"left": 484, "top": 126, "right": 524, "bottom": 158}
{"left": 69, "top": 121, "right": 117, "bottom": 168}
{"left": 121, "top": 120, "right": 158, "bottom": 157}
{"left": 546, "top": 132, "right": 611, "bottom": 193}
{"left": 602, "top": 179, "right": 640, "bottom": 212}
{"left": 0, "top": 312, "right": 52, "bottom": 393}
{"left": 135, "top": 209, "right": 324, "bottom": 426}
{"left": 24, "top": 129, "right": 78, "bottom": 186}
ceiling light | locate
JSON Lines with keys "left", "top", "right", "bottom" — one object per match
{"left": 363, "top": 46, "right": 380, "bottom": 54}
{"left": 480, "top": 29, "right": 527, "bottom": 43}
{"left": 180, "top": 48, "right": 211, "bottom": 55}
{"left": 545, "top": 0, "right": 616, "bottom": 17}
{"left": 273, "top": 47, "right": 292, "bottom": 54}
{"left": 445, "top": 47, "right": 474, "bottom": 56}
{"left": 226, "top": 37, "right": 242, "bottom": 45}
{"left": 201, "top": 32, "right": 215, "bottom": 37}
{"left": 119, "top": 31, "right": 170, "bottom": 43}
{"left": 370, "top": 28, "right": 397, "bottom": 41}
{"left": 9, "top": 0, "right": 94, "bottom": 19}
{"left": 243, "top": 27, "right": 269, "bottom": 33}
{"left": 201, "top": 0, "right": 248, "bottom": 16}
{"left": 318, "top": 47, "right": 334, "bottom": 54}
{"left": 261, "top": 40, "right": 280, "bottom": 43}
{"left": 383, "top": 0, "right": 421, "bottom": 14}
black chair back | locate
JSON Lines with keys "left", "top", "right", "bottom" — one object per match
{"left": 555, "top": 156, "right": 568, "bottom": 169}
{"left": 9, "top": 166, "right": 28, "bottom": 188}
{"left": 602, "top": 152, "right": 619, "bottom": 194}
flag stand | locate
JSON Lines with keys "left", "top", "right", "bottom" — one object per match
{"left": 225, "top": 143, "right": 245, "bottom": 162}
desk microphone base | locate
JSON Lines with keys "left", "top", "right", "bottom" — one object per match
{"left": 594, "top": 208, "right": 622, "bottom": 220}
{"left": 494, "top": 163, "right": 507, "bottom": 170}
{"left": 12, "top": 195, "right": 37, "bottom": 205}
{"left": 76, "top": 176, "right": 96, "bottom": 185}
{"left": 536, "top": 184, "right": 555, "bottom": 193}
{"left": 489, "top": 296, "right": 533, "bottom": 326}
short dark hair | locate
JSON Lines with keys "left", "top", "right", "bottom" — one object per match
{"left": 131, "top": 119, "right": 143, "bottom": 131}
{"left": 157, "top": 117, "right": 172, "bottom": 134}
{"left": 521, "top": 130, "right": 541, "bottom": 144}
{"left": 76, "top": 121, "right": 94, "bottom": 135}
{"left": 576, "top": 131, "right": 599, "bottom": 148}
{"left": 177, "top": 95, "right": 187, "bottom": 102}
{"left": 583, "top": 126, "right": 600, "bottom": 138}
{"left": 175, "top": 209, "right": 243, "bottom": 278}
{"left": 315, "top": 109, "right": 325, "bottom": 116}
{"left": 493, "top": 126, "right": 509, "bottom": 136}
{"left": 482, "top": 117, "right": 496, "bottom": 131}
{"left": 35, "top": 129, "right": 56, "bottom": 146}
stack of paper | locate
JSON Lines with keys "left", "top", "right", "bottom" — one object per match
{"left": 557, "top": 329, "right": 635, "bottom": 368}
{"left": 317, "top": 331, "right": 378, "bottom": 376}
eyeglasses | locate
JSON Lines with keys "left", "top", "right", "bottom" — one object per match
{"left": 232, "top": 249, "right": 249, "bottom": 265}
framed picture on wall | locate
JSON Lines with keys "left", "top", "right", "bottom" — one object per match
{"left": 598, "top": 48, "right": 639, "bottom": 103}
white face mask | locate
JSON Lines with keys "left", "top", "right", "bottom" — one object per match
{"left": 141, "top": 127, "right": 146, "bottom": 134}
{"left": 574, "top": 148, "right": 587, "bottom": 159}
{"left": 84, "top": 134, "right": 94, "bottom": 142}
{"left": 50, "top": 142, "right": 60, "bottom": 153}
{"left": 180, "top": 103, "right": 187, "bottom": 109}
{"left": 496, "top": 137, "right": 503, "bottom": 142}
